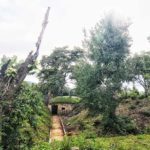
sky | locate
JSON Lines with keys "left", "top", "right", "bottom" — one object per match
{"left": 0, "top": 0, "right": 150, "bottom": 84}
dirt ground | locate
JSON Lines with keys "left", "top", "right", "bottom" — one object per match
{"left": 50, "top": 115, "right": 64, "bottom": 141}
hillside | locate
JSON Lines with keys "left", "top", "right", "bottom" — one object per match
{"left": 63, "top": 97, "right": 150, "bottom": 136}
{"left": 117, "top": 98, "right": 150, "bottom": 132}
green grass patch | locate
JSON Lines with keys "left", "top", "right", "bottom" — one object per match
{"left": 32, "top": 134, "right": 150, "bottom": 150}
{"left": 50, "top": 96, "right": 81, "bottom": 104}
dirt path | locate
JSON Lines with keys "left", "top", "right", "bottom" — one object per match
{"left": 50, "top": 115, "right": 64, "bottom": 141}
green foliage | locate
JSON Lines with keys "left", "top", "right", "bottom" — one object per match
{"left": 39, "top": 46, "right": 83, "bottom": 96}
{"left": 73, "top": 13, "right": 131, "bottom": 133}
{"left": 2, "top": 82, "right": 50, "bottom": 150}
{"left": 73, "top": 62, "right": 99, "bottom": 111}
{"left": 126, "top": 52, "right": 150, "bottom": 97}
{"left": 0, "top": 55, "right": 37, "bottom": 78}
{"left": 0, "top": 55, "right": 17, "bottom": 67}
{"left": 102, "top": 115, "right": 137, "bottom": 135}
{"left": 138, "top": 94, "right": 146, "bottom": 99}
{"left": 128, "top": 89, "right": 139, "bottom": 100}
{"left": 51, "top": 96, "right": 81, "bottom": 104}
{"left": 0, "top": 55, "right": 17, "bottom": 78}
{"left": 144, "top": 125, "right": 150, "bottom": 133}
{"left": 119, "top": 88, "right": 147, "bottom": 100}
{"left": 32, "top": 142, "right": 51, "bottom": 150}
{"left": 64, "top": 109, "right": 102, "bottom": 138}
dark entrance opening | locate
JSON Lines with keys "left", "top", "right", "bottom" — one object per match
{"left": 52, "top": 105, "right": 58, "bottom": 115}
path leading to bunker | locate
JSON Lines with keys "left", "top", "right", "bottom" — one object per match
{"left": 50, "top": 115, "right": 64, "bottom": 141}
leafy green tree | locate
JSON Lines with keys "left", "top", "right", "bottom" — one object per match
{"left": 38, "top": 46, "right": 83, "bottom": 104}
{"left": 74, "top": 13, "right": 131, "bottom": 133}
{"left": 126, "top": 52, "right": 150, "bottom": 97}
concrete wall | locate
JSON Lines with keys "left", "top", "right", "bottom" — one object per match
{"left": 49, "top": 103, "right": 74, "bottom": 115}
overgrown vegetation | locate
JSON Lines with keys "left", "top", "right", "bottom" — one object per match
{"left": 73, "top": 13, "right": 132, "bottom": 133}
{"left": 1, "top": 82, "right": 50, "bottom": 150}
{"left": 38, "top": 47, "right": 83, "bottom": 104}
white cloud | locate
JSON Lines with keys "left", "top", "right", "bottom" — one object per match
{"left": 0, "top": 0, "right": 150, "bottom": 59}
{"left": 0, "top": 0, "right": 150, "bottom": 82}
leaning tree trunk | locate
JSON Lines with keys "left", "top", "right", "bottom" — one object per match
{"left": 144, "top": 81, "right": 149, "bottom": 98}
{"left": 0, "top": 7, "right": 50, "bottom": 149}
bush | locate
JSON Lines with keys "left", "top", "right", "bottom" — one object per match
{"left": 32, "top": 142, "right": 51, "bottom": 150}
{"left": 144, "top": 125, "right": 150, "bottom": 133}
{"left": 2, "top": 82, "right": 50, "bottom": 150}
{"left": 119, "top": 89, "right": 140, "bottom": 100}
{"left": 82, "top": 129, "right": 97, "bottom": 139}
{"left": 102, "top": 116, "right": 138, "bottom": 135}
{"left": 127, "top": 89, "right": 139, "bottom": 100}
{"left": 138, "top": 94, "right": 146, "bottom": 99}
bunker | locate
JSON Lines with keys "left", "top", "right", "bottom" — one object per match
{"left": 48, "top": 96, "right": 80, "bottom": 115}
{"left": 51, "top": 105, "right": 58, "bottom": 115}
{"left": 50, "top": 103, "right": 74, "bottom": 115}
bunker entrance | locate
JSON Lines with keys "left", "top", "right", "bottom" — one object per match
{"left": 52, "top": 105, "right": 58, "bottom": 115}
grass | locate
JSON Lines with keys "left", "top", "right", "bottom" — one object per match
{"left": 32, "top": 134, "right": 150, "bottom": 150}
{"left": 94, "top": 134, "right": 150, "bottom": 150}
{"left": 50, "top": 96, "right": 81, "bottom": 104}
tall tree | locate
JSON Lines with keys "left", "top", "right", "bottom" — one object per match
{"left": 74, "top": 13, "right": 131, "bottom": 133}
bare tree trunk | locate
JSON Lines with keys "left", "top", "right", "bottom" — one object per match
{"left": 0, "top": 7, "right": 50, "bottom": 149}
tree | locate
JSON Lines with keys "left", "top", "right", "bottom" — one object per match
{"left": 126, "top": 52, "right": 150, "bottom": 97}
{"left": 0, "top": 8, "right": 50, "bottom": 149}
{"left": 38, "top": 46, "right": 83, "bottom": 104}
{"left": 74, "top": 13, "right": 131, "bottom": 133}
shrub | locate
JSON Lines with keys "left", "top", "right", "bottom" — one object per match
{"left": 102, "top": 115, "right": 138, "bottom": 135}
{"left": 2, "top": 82, "right": 50, "bottom": 150}
{"left": 127, "top": 89, "right": 139, "bottom": 100}
{"left": 32, "top": 142, "right": 51, "bottom": 150}
{"left": 144, "top": 125, "right": 150, "bottom": 133}
{"left": 138, "top": 94, "right": 146, "bottom": 99}
{"left": 60, "top": 136, "right": 72, "bottom": 150}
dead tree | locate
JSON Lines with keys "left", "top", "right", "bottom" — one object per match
{"left": 0, "top": 7, "right": 50, "bottom": 149}
{"left": 0, "top": 7, "right": 50, "bottom": 100}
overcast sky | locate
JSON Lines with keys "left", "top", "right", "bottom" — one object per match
{"left": 1, "top": 0, "right": 150, "bottom": 59}
{"left": 0, "top": 0, "right": 150, "bottom": 84}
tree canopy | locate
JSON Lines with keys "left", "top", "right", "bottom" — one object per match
{"left": 73, "top": 13, "right": 132, "bottom": 133}
{"left": 38, "top": 46, "right": 83, "bottom": 99}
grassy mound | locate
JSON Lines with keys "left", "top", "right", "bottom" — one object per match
{"left": 50, "top": 96, "right": 81, "bottom": 104}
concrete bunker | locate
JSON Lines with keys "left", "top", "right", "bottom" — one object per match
{"left": 49, "top": 96, "right": 80, "bottom": 115}
{"left": 50, "top": 103, "right": 74, "bottom": 115}
{"left": 52, "top": 105, "right": 58, "bottom": 115}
